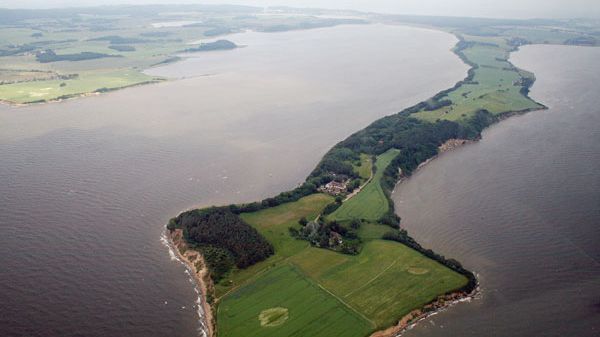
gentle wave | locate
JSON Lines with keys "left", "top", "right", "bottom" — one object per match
{"left": 160, "top": 229, "right": 208, "bottom": 337}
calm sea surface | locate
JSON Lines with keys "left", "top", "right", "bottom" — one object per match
{"left": 395, "top": 45, "right": 600, "bottom": 336}
{"left": 0, "top": 24, "right": 467, "bottom": 337}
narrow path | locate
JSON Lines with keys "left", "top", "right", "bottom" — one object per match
{"left": 344, "top": 159, "right": 374, "bottom": 202}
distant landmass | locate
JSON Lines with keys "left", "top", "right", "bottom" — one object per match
{"left": 183, "top": 40, "right": 238, "bottom": 53}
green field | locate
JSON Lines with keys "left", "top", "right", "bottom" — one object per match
{"left": 0, "top": 70, "right": 158, "bottom": 103}
{"left": 213, "top": 193, "right": 333, "bottom": 298}
{"left": 217, "top": 264, "right": 373, "bottom": 337}
{"left": 329, "top": 149, "right": 399, "bottom": 222}
{"left": 214, "top": 193, "right": 468, "bottom": 336}
{"left": 413, "top": 36, "right": 544, "bottom": 122}
{"left": 353, "top": 153, "right": 372, "bottom": 181}
{"left": 290, "top": 240, "right": 468, "bottom": 328}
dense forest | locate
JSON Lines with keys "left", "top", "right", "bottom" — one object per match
{"left": 36, "top": 49, "right": 119, "bottom": 63}
{"left": 168, "top": 207, "right": 274, "bottom": 281}
{"left": 183, "top": 39, "right": 237, "bottom": 52}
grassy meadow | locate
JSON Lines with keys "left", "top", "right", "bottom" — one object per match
{"left": 217, "top": 264, "right": 373, "bottom": 337}
{"left": 354, "top": 153, "right": 372, "bottom": 181}
{"left": 0, "top": 70, "right": 158, "bottom": 103}
{"left": 413, "top": 36, "right": 545, "bottom": 122}
{"left": 328, "top": 149, "right": 399, "bottom": 222}
{"left": 213, "top": 193, "right": 333, "bottom": 298}
{"left": 213, "top": 193, "right": 468, "bottom": 336}
{"left": 290, "top": 240, "right": 468, "bottom": 328}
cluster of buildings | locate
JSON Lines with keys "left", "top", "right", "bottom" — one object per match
{"left": 318, "top": 180, "right": 348, "bottom": 195}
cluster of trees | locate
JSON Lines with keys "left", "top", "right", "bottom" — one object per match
{"left": 0, "top": 44, "right": 36, "bottom": 57}
{"left": 423, "top": 98, "right": 452, "bottom": 111}
{"left": 0, "top": 38, "right": 78, "bottom": 57}
{"left": 519, "top": 76, "right": 535, "bottom": 96}
{"left": 36, "top": 49, "right": 118, "bottom": 63}
{"left": 183, "top": 40, "right": 237, "bottom": 52}
{"left": 0, "top": 71, "right": 78, "bottom": 85}
{"left": 346, "top": 179, "right": 361, "bottom": 192}
{"left": 289, "top": 218, "right": 361, "bottom": 255}
{"left": 151, "top": 56, "right": 181, "bottom": 67}
{"left": 168, "top": 207, "right": 274, "bottom": 282}
{"left": 507, "top": 37, "right": 531, "bottom": 47}
{"left": 321, "top": 196, "right": 344, "bottom": 215}
{"left": 310, "top": 147, "right": 360, "bottom": 179}
{"left": 382, "top": 229, "right": 477, "bottom": 293}
{"left": 564, "top": 36, "right": 597, "bottom": 46}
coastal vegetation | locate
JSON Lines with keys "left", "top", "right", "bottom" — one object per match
{"left": 3, "top": 4, "right": 598, "bottom": 337}
{"left": 168, "top": 207, "right": 274, "bottom": 282}
{"left": 160, "top": 10, "right": 600, "bottom": 337}
{"left": 183, "top": 39, "right": 237, "bottom": 52}
{"left": 35, "top": 49, "right": 120, "bottom": 63}
{"left": 5, "top": 6, "right": 593, "bottom": 106}
{"left": 208, "top": 195, "right": 468, "bottom": 337}
{"left": 0, "top": 69, "right": 160, "bottom": 104}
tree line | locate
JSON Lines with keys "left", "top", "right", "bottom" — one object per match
{"left": 36, "top": 49, "right": 119, "bottom": 63}
{"left": 168, "top": 207, "right": 274, "bottom": 282}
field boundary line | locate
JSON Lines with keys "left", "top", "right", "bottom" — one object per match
{"left": 343, "top": 258, "right": 399, "bottom": 299}
{"left": 290, "top": 262, "right": 376, "bottom": 328}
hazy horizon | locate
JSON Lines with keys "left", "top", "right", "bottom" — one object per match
{"left": 1, "top": 0, "right": 599, "bottom": 20}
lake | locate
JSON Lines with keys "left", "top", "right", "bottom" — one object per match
{"left": 394, "top": 44, "right": 600, "bottom": 337}
{"left": 0, "top": 24, "right": 467, "bottom": 337}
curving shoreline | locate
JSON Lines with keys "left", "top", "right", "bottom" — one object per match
{"left": 370, "top": 285, "right": 479, "bottom": 337}
{"left": 0, "top": 79, "right": 165, "bottom": 107}
{"left": 166, "top": 224, "right": 479, "bottom": 337}
{"left": 162, "top": 25, "right": 556, "bottom": 336}
{"left": 166, "top": 228, "right": 215, "bottom": 337}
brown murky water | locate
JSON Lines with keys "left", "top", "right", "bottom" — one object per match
{"left": 395, "top": 45, "right": 600, "bottom": 337}
{"left": 0, "top": 24, "right": 467, "bottom": 337}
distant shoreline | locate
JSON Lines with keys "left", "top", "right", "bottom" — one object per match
{"left": 0, "top": 79, "right": 165, "bottom": 107}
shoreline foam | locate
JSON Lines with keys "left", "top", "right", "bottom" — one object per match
{"left": 163, "top": 228, "right": 214, "bottom": 337}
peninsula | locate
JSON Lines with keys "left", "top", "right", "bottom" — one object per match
{"left": 2, "top": 5, "right": 598, "bottom": 337}
{"left": 166, "top": 13, "right": 599, "bottom": 337}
